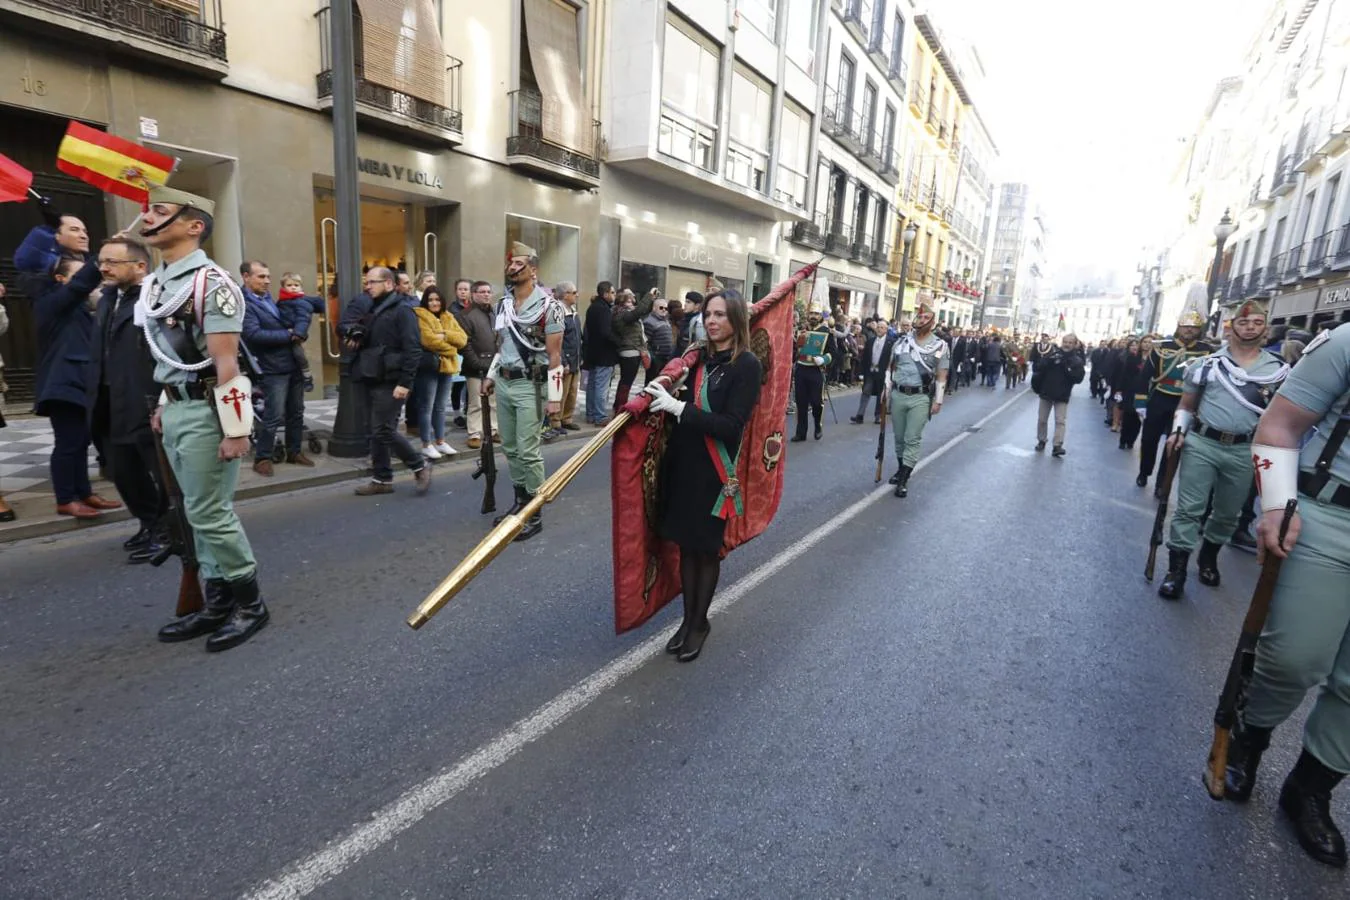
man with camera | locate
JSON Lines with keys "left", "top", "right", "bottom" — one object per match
{"left": 482, "top": 242, "right": 564, "bottom": 541}
{"left": 349, "top": 266, "right": 431, "bottom": 497}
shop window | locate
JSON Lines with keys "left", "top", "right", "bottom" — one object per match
{"left": 660, "top": 18, "right": 721, "bottom": 172}
{"left": 621, "top": 261, "right": 666, "bottom": 298}
{"left": 506, "top": 213, "right": 580, "bottom": 290}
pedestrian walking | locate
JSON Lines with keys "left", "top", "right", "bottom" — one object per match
{"left": 1031, "top": 333, "right": 1086, "bottom": 457}
{"left": 791, "top": 309, "right": 834, "bottom": 442}
{"left": 1156, "top": 300, "right": 1288, "bottom": 600}
{"left": 982, "top": 334, "right": 1003, "bottom": 386}
{"left": 351, "top": 267, "right": 432, "bottom": 497}
{"left": 885, "top": 298, "right": 949, "bottom": 497}
{"left": 138, "top": 186, "right": 269, "bottom": 651}
{"left": 640, "top": 289, "right": 762, "bottom": 662}
{"left": 413, "top": 286, "right": 467, "bottom": 460}
{"left": 482, "top": 242, "right": 564, "bottom": 541}
{"left": 1135, "top": 288, "right": 1215, "bottom": 494}
{"left": 1221, "top": 322, "right": 1350, "bottom": 868}
{"left": 1112, "top": 338, "right": 1146, "bottom": 449}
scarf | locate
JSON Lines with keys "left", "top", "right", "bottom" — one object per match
{"left": 694, "top": 349, "right": 743, "bottom": 519}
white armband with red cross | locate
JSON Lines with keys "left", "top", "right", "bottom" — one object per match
{"left": 212, "top": 375, "right": 254, "bottom": 438}
{"left": 547, "top": 365, "right": 564, "bottom": 403}
{"left": 1251, "top": 443, "right": 1300, "bottom": 512}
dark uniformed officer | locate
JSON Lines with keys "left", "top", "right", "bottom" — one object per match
{"left": 138, "top": 186, "right": 269, "bottom": 652}
{"left": 791, "top": 309, "right": 834, "bottom": 442}
{"left": 1222, "top": 323, "right": 1350, "bottom": 868}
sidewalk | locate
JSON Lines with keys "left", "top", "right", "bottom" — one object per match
{"left": 0, "top": 380, "right": 637, "bottom": 544}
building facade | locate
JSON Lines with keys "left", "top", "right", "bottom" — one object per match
{"left": 984, "top": 182, "right": 1048, "bottom": 332}
{"left": 1045, "top": 292, "right": 1138, "bottom": 346}
{"left": 1160, "top": 0, "right": 1350, "bottom": 335}
{"left": 0, "top": 0, "right": 608, "bottom": 400}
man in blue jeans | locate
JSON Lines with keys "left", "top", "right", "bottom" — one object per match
{"left": 241, "top": 260, "right": 311, "bottom": 475}
{"left": 581, "top": 281, "right": 618, "bottom": 425}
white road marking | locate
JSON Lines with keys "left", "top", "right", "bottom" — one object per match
{"left": 242, "top": 389, "right": 1031, "bottom": 900}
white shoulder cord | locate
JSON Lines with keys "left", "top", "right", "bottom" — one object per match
{"left": 1197, "top": 354, "right": 1289, "bottom": 416}
{"left": 496, "top": 291, "right": 548, "bottom": 353}
{"left": 138, "top": 263, "right": 244, "bottom": 373}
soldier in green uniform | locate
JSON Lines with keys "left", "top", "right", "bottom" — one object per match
{"left": 1136, "top": 285, "right": 1216, "bottom": 495}
{"left": 137, "top": 187, "right": 269, "bottom": 652}
{"left": 1157, "top": 298, "right": 1288, "bottom": 600}
{"left": 1221, "top": 323, "right": 1350, "bottom": 868}
{"left": 482, "top": 242, "right": 564, "bottom": 541}
{"left": 885, "top": 297, "right": 949, "bottom": 498}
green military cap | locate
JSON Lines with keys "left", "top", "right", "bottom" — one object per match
{"left": 1233, "top": 298, "right": 1270, "bottom": 320}
{"left": 148, "top": 185, "right": 215, "bottom": 217}
{"left": 509, "top": 240, "right": 536, "bottom": 259}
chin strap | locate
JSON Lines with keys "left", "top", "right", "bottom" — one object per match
{"left": 212, "top": 375, "right": 254, "bottom": 438}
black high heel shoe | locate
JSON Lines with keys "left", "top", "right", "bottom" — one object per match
{"left": 677, "top": 624, "right": 710, "bottom": 662}
{"left": 665, "top": 624, "right": 688, "bottom": 654}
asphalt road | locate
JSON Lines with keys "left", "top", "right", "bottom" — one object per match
{"left": 2, "top": 383, "right": 1345, "bottom": 899}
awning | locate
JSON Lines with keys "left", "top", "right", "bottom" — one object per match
{"left": 358, "top": 0, "right": 446, "bottom": 107}
{"left": 523, "top": 0, "right": 591, "bottom": 154}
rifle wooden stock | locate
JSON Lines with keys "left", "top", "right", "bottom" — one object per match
{"left": 1144, "top": 438, "right": 1183, "bottom": 582}
{"left": 1203, "top": 499, "right": 1298, "bottom": 800}
{"left": 151, "top": 431, "right": 204, "bottom": 617}
{"left": 874, "top": 391, "right": 888, "bottom": 483}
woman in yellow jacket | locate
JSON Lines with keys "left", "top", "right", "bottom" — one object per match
{"left": 414, "top": 287, "right": 468, "bottom": 459}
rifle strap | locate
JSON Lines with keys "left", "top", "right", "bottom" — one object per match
{"left": 1306, "top": 395, "right": 1350, "bottom": 496}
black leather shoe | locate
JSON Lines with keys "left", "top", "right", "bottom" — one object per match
{"left": 1136, "top": 474, "right": 1149, "bottom": 488}
{"left": 665, "top": 624, "right": 689, "bottom": 654}
{"left": 677, "top": 624, "right": 710, "bottom": 662}
{"left": 814, "top": 424, "right": 823, "bottom": 440}
{"left": 127, "top": 541, "right": 160, "bottom": 565}
{"left": 1230, "top": 528, "right": 1259, "bottom": 553}
{"left": 206, "top": 574, "right": 269, "bottom": 652}
{"left": 790, "top": 434, "right": 806, "bottom": 443}
{"left": 123, "top": 527, "right": 152, "bottom": 551}
{"left": 1198, "top": 540, "right": 1222, "bottom": 587}
{"left": 1223, "top": 721, "right": 1273, "bottom": 803}
{"left": 1158, "top": 549, "right": 1189, "bottom": 600}
{"left": 1035, "top": 440, "right": 1046, "bottom": 452}
{"left": 849, "top": 415, "right": 864, "bottom": 424}
{"left": 158, "top": 579, "right": 233, "bottom": 642}
{"left": 1280, "top": 753, "right": 1348, "bottom": 868}
{"left": 1052, "top": 445, "right": 1066, "bottom": 458}
{"left": 514, "top": 498, "right": 542, "bottom": 542}
{"left": 493, "top": 485, "right": 528, "bottom": 525}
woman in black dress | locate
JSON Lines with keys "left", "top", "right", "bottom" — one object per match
{"left": 641, "top": 289, "right": 762, "bottom": 662}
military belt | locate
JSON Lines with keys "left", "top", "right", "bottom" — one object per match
{"left": 1298, "top": 472, "right": 1350, "bottom": 510}
{"left": 1193, "top": 418, "right": 1252, "bottom": 446}
{"left": 498, "top": 365, "right": 544, "bottom": 383}
{"left": 892, "top": 385, "right": 925, "bottom": 395}
{"left": 160, "top": 382, "right": 214, "bottom": 402}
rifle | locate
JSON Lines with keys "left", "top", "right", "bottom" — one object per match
{"left": 150, "top": 430, "right": 204, "bottom": 617}
{"left": 874, "top": 389, "right": 888, "bottom": 483}
{"left": 1203, "top": 499, "right": 1298, "bottom": 800}
{"left": 1144, "top": 436, "right": 1184, "bottom": 582}
{"left": 470, "top": 397, "right": 497, "bottom": 514}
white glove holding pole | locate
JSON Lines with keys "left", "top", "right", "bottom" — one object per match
{"left": 643, "top": 381, "right": 686, "bottom": 420}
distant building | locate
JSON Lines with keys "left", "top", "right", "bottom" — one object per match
{"left": 1045, "top": 293, "right": 1139, "bottom": 345}
{"left": 984, "top": 183, "right": 1048, "bottom": 332}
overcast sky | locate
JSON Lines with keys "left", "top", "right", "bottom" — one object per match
{"left": 935, "top": 0, "right": 1271, "bottom": 291}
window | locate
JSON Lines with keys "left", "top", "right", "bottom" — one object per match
{"left": 1268, "top": 217, "right": 1286, "bottom": 265}
{"left": 775, "top": 102, "right": 811, "bottom": 209}
{"left": 891, "top": 12, "right": 905, "bottom": 70}
{"left": 520, "top": 0, "right": 589, "bottom": 153}
{"left": 837, "top": 52, "right": 856, "bottom": 119}
{"left": 872, "top": 197, "right": 888, "bottom": 251}
{"left": 506, "top": 214, "right": 579, "bottom": 288}
{"left": 1321, "top": 175, "right": 1341, "bottom": 233}
{"left": 860, "top": 80, "right": 878, "bottom": 149}
{"left": 660, "top": 19, "right": 721, "bottom": 171}
{"left": 740, "top": 0, "right": 777, "bottom": 37}
{"left": 785, "top": 0, "right": 820, "bottom": 73}
{"left": 880, "top": 103, "right": 896, "bottom": 159}
{"left": 727, "top": 66, "right": 772, "bottom": 192}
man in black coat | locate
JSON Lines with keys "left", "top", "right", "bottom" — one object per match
{"left": 88, "top": 237, "right": 168, "bottom": 561}
{"left": 851, "top": 318, "right": 897, "bottom": 423}
{"left": 1031, "top": 334, "right": 1086, "bottom": 457}
{"left": 581, "top": 281, "right": 618, "bottom": 425}
{"left": 351, "top": 267, "right": 431, "bottom": 496}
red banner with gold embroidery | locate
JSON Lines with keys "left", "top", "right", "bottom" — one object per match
{"left": 609, "top": 262, "right": 817, "bottom": 633}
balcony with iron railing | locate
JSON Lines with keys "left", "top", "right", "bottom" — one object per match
{"left": 1226, "top": 274, "right": 1246, "bottom": 301}
{"left": 1282, "top": 243, "right": 1304, "bottom": 283}
{"left": 1335, "top": 223, "right": 1350, "bottom": 266}
{"left": 850, "top": 231, "right": 874, "bottom": 262}
{"left": 878, "top": 149, "right": 901, "bottom": 187}
{"left": 867, "top": 21, "right": 892, "bottom": 67}
{"left": 909, "top": 79, "right": 928, "bottom": 119}
{"left": 888, "top": 56, "right": 908, "bottom": 95}
{"left": 925, "top": 95, "right": 940, "bottom": 135}
{"left": 1263, "top": 256, "right": 1282, "bottom": 288}
{"left": 869, "top": 242, "right": 892, "bottom": 272}
{"left": 788, "top": 212, "right": 829, "bottom": 250}
{"left": 506, "top": 88, "right": 600, "bottom": 186}
{"left": 1245, "top": 267, "right": 1265, "bottom": 297}
{"left": 4, "top": 0, "right": 228, "bottom": 76}
{"left": 317, "top": 5, "right": 463, "bottom": 145}
{"left": 824, "top": 220, "right": 854, "bottom": 256}
{"left": 1306, "top": 230, "right": 1334, "bottom": 274}
{"left": 840, "top": 0, "right": 871, "bottom": 43}
{"left": 936, "top": 120, "right": 950, "bottom": 149}
{"left": 1270, "top": 154, "right": 1297, "bottom": 197}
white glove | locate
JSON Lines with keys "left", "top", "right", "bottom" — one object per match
{"left": 643, "top": 381, "right": 686, "bottom": 420}
{"left": 813, "top": 356, "right": 826, "bottom": 366}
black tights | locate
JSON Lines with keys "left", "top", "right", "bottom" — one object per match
{"left": 679, "top": 549, "right": 721, "bottom": 632}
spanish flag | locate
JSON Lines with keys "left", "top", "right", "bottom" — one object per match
{"left": 56, "top": 121, "right": 175, "bottom": 207}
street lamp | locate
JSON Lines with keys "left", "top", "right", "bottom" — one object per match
{"left": 1206, "top": 208, "right": 1236, "bottom": 316}
{"left": 896, "top": 221, "right": 918, "bottom": 318}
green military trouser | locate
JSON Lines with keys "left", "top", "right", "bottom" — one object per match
{"left": 890, "top": 389, "right": 932, "bottom": 468}
{"left": 496, "top": 376, "right": 545, "bottom": 495}
{"left": 1244, "top": 496, "right": 1350, "bottom": 773}
{"left": 1166, "top": 433, "right": 1250, "bottom": 551}
{"left": 161, "top": 398, "right": 256, "bottom": 582}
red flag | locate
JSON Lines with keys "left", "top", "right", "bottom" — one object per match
{"left": 0, "top": 153, "right": 33, "bottom": 204}
{"left": 609, "top": 262, "right": 817, "bottom": 633}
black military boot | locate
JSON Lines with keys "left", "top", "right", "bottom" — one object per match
{"left": 1279, "top": 750, "right": 1348, "bottom": 868}
{"left": 493, "top": 485, "right": 528, "bottom": 526}
{"left": 205, "top": 574, "right": 270, "bottom": 652}
{"left": 157, "top": 579, "right": 234, "bottom": 642}
{"left": 893, "top": 465, "right": 912, "bottom": 498}
{"left": 813, "top": 413, "right": 823, "bottom": 440}
{"left": 514, "top": 493, "right": 542, "bottom": 542}
{"left": 1223, "top": 720, "right": 1273, "bottom": 802}
{"left": 1158, "top": 549, "right": 1189, "bottom": 600}
{"left": 888, "top": 467, "right": 902, "bottom": 485}
{"left": 1197, "top": 540, "right": 1223, "bottom": 587}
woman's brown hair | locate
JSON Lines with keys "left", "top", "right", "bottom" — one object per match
{"left": 704, "top": 288, "right": 751, "bottom": 358}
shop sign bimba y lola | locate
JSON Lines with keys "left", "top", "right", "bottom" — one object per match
{"left": 357, "top": 157, "right": 443, "bottom": 190}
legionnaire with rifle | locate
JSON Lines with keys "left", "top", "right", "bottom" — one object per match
{"left": 481, "top": 242, "right": 564, "bottom": 542}
{"left": 137, "top": 187, "right": 270, "bottom": 652}
{"left": 885, "top": 297, "right": 949, "bottom": 498}
{"left": 1156, "top": 299, "right": 1288, "bottom": 600}
{"left": 1135, "top": 286, "right": 1215, "bottom": 495}
{"left": 790, "top": 309, "right": 834, "bottom": 442}
{"left": 1218, "top": 323, "right": 1350, "bottom": 868}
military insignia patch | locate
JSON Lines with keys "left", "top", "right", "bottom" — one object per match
{"left": 213, "top": 287, "right": 238, "bottom": 317}
{"left": 1303, "top": 329, "right": 1332, "bottom": 357}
